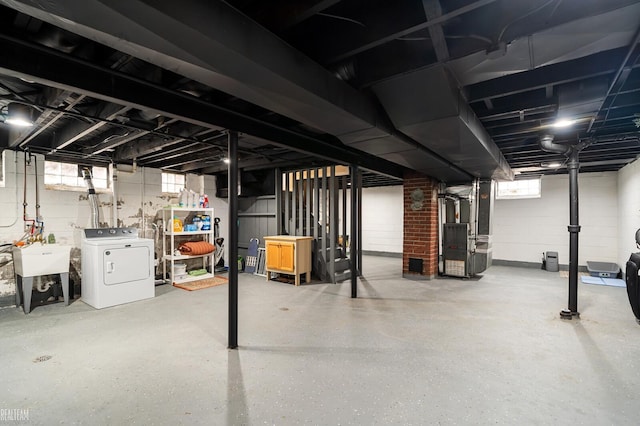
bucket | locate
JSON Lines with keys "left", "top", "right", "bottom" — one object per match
{"left": 173, "top": 263, "right": 187, "bottom": 276}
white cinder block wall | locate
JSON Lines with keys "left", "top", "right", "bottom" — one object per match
{"left": 361, "top": 186, "right": 403, "bottom": 254}
{"left": 617, "top": 158, "right": 640, "bottom": 270}
{"left": 0, "top": 151, "right": 95, "bottom": 299}
{"left": 493, "top": 172, "right": 619, "bottom": 267}
{"left": 2, "top": 149, "right": 635, "bottom": 301}
{"left": 360, "top": 172, "right": 631, "bottom": 268}
{"left": 0, "top": 151, "right": 227, "bottom": 301}
{"left": 336, "top": 185, "right": 404, "bottom": 254}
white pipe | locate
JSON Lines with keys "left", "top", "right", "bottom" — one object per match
{"left": 82, "top": 168, "right": 99, "bottom": 228}
{"left": 36, "top": 277, "right": 51, "bottom": 292}
{"left": 111, "top": 163, "right": 118, "bottom": 227}
{"left": 0, "top": 151, "right": 21, "bottom": 228}
{"left": 33, "top": 155, "right": 41, "bottom": 222}
{"left": 141, "top": 166, "right": 146, "bottom": 237}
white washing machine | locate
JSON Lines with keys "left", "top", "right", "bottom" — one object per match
{"left": 81, "top": 227, "right": 154, "bottom": 309}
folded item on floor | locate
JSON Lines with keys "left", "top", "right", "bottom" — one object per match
{"left": 580, "top": 276, "right": 626, "bottom": 287}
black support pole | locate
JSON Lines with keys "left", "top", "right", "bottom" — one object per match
{"left": 561, "top": 148, "right": 580, "bottom": 319}
{"left": 350, "top": 165, "right": 358, "bottom": 298}
{"left": 357, "top": 170, "right": 363, "bottom": 276}
{"left": 228, "top": 130, "right": 239, "bottom": 348}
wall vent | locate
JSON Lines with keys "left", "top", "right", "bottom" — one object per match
{"left": 408, "top": 258, "right": 423, "bottom": 273}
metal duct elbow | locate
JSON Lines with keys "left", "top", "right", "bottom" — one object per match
{"left": 539, "top": 134, "right": 571, "bottom": 155}
{"left": 82, "top": 168, "right": 100, "bottom": 228}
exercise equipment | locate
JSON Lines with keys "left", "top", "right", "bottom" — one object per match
{"left": 624, "top": 228, "right": 640, "bottom": 324}
{"left": 213, "top": 217, "right": 226, "bottom": 272}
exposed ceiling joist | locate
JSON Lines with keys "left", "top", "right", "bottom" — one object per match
{"left": 8, "top": 88, "right": 79, "bottom": 148}
{"left": 50, "top": 103, "right": 132, "bottom": 152}
{"left": 587, "top": 26, "right": 640, "bottom": 133}
{"left": 421, "top": 0, "right": 449, "bottom": 62}
{"left": 276, "top": 0, "right": 343, "bottom": 30}
{"left": 199, "top": 156, "right": 310, "bottom": 174}
{"left": 326, "top": 0, "right": 499, "bottom": 63}
{"left": 0, "top": 1, "right": 638, "bottom": 180}
{"left": 84, "top": 118, "right": 179, "bottom": 156}
{"left": 153, "top": 148, "right": 219, "bottom": 169}
{"left": 114, "top": 127, "right": 220, "bottom": 161}
{"left": 466, "top": 47, "right": 632, "bottom": 102}
{"left": 0, "top": 33, "right": 405, "bottom": 178}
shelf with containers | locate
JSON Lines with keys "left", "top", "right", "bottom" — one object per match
{"left": 162, "top": 207, "right": 215, "bottom": 285}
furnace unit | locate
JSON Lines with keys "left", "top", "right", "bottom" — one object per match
{"left": 443, "top": 223, "right": 470, "bottom": 277}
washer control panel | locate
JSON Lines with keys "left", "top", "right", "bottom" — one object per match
{"left": 84, "top": 227, "right": 139, "bottom": 239}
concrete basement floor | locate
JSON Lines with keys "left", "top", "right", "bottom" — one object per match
{"left": 1, "top": 255, "right": 639, "bottom": 425}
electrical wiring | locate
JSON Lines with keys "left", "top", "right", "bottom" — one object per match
{"left": 498, "top": 0, "right": 557, "bottom": 43}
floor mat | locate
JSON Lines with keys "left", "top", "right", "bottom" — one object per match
{"left": 559, "top": 271, "right": 589, "bottom": 278}
{"left": 173, "top": 276, "right": 228, "bottom": 291}
{"left": 580, "top": 276, "right": 626, "bottom": 288}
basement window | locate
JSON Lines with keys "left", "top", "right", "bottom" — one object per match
{"left": 44, "top": 161, "right": 109, "bottom": 191}
{"left": 496, "top": 178, "right": 541, "bottom": 200}
{"left": 162, "top": 172, "right": 185, "bottom": 194}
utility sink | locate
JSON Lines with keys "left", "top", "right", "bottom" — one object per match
{"left": 12, "top": 244, "right": 71, "bottom": 277}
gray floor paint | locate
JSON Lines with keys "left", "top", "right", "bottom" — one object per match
{"left": 1, "top": 256, "right": 639, "bottom": 425}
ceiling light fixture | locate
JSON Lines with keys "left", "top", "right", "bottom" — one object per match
{"left": 542, "top": 161, "right": 562, "bottom": 169}
{"left": 4, "top": 103, "right": 35, "bottom": 127}
{"left": 223, "top": 158, "right": 230, "bottom": 164}
{"left": 552, "top": 119, "right": 576, "bottom": 129}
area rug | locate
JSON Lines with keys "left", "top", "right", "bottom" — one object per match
{"left": 173, "top": 276, "right": 228, "bottom": 291}
{"left": 580, "top": 276, "right": 626, "bottom": 288}
{"left": 559, "top": 271, "right": 589, "bottom": 278}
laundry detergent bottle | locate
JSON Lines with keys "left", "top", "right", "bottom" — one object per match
{"left": 178, "top": 189, "right": 187, "bottom": 207}
{"left": 173, "top": 216, "right": 183, "bottom": 232}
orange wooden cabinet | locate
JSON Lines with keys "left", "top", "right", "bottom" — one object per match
{"left": 264, "top": 236, "right": 313, "bottom": 286}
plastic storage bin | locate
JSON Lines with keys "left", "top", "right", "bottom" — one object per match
{"left": 586, "top": 261, "right": 619, "bottom": 278}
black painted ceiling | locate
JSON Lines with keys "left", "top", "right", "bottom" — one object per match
{"left": 0, "top": 0, "right": 638, "bottom": 185}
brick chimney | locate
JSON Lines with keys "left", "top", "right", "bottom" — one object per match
{"left": 403, "top": 171, "right": 439, "bottom": 279}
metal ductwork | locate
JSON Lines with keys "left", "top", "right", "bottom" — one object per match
{"left": 448, "top": 3, "right": 640, "bottom": 87}
{"left": 557, "top": 78, "right": 609, "bottom": 120}
{"left": 82, "top": 168, "right": 100, "bottom": 228}
{"left": 539, "top": 134, "right": 571, "bottom": 155}
{"left": 371, "top": 65, "right": 513, "bottom": 181}
{"left": 0, "top": 0, "right": 509, "bottom": 183}
{"left": 0, "top": 0, "right": 388, "bottom": 144}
